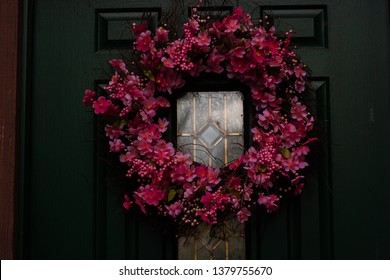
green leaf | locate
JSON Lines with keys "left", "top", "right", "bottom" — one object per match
{"left": 143, "top": 69, "right": 155, "bottom": 81}
{"left": 281, "top": 148, "right": 291, "bottom": 158}
{"left": 113, "top": 119, "right": 127, "bottom": 128}
{"left": 168, "top": 189, "right": 176, "bottom": 202}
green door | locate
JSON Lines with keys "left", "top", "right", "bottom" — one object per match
{"left": 21, "top": 0, "right": 390, "bottom": 259}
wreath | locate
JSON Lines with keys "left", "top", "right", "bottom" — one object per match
{"left": 83, "top": 5, "right": 316, "bottom": 231}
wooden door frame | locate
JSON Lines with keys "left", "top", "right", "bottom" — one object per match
{"left": 0, "top": 0, "right": 21, "bottom": 259}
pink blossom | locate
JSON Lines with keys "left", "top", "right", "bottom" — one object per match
{"left": 294, "top": 64, "right": 306, "bottom": 78}
{"left": 131, "top": 22, "right": 148, "bottom": 37}
{"left": 123, "top": 194, "right": 133, "bottom": 210}
{"left": 155, "top": 27, "right": 169, "bottom": 42}
{"left": 228, "top": 177, "right": 241, "bottom": 189}
{"left": 134, "top": 140, "right": 153, "bottom": 156}
{"left": 157, "top": 118, "right": 169, "bottom": 133}
{"left": 135, "top": 30, "right": 154, "bottom": 52}
{"left": 224, "top": 18, "right": 240, "bottom": 33}
{"left": 174, "top": 152, "right": 193, "bottom": 165}
{"left": 291, "top": 97, "right": 308, "bottom": 121}
{"left": 83, "top": 89, "right": 96, "bottom": 106}
{"left": 207, "top": 167, "right": 221, "bottom": 186}
{"left": 230, "top": 56, "right": 248, "bottom": 73}
{"left": 92, "top": 96, "right": 112, "bottom": 114}
{"left": 206, "top": 49, "right": 225, "bottom": 73}
{"left": 295, "top": 79, "right": 305, "bottom": 93}
{"left": 257, "top": 193, "right": 279, "bottom": 212}
{"left": 166, "top": 201, "right": 183, "bottom": 218}
{"left": 138, "top": 185, "right": 165, "bottom": 206}
{"left": 109, "top": 59, "right": 129, "bottom": 74}
{"left": 251, "top": 46, "right": 264, "bottom": 64}
{"left": 200, "top": 192, "right": 214, "bottom": 208}
{"left": 237, "top": 207, "right": 251, "bottom": 223}
{"left": 109, "top": 139, "right": 125, "bottom": 152}
{"left": 229, "top": 156, "right": 244, "bottom": 170}
{"left": 228, "top": 47, "right": 246, "bottom": 58}
{"left": 243, "top": 183, "right": 253, "bottom": 201}
{"left": 119, "top": 148, "right": 138, "bottom": 164}
{"left": 161, "top": 57, "right": 175, "bottom": 68}
{"left": 196, "top": 31, "right": 211, "bottom": 46}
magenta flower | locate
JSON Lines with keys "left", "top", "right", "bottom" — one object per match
{"left": 155, "top": 27, "right": 169, "bottom": 42}
{"left": 83, "top": 89, "right": 96, "bottom": 106}
{"left": 109, "top": 139, "right": 125, "bottom": 152}
{"left": 196, "top": 31, "right": 211, "bottom": 46}
{"left": 224, "top": 18, "right": 240, "bottom": 33}
{"left": 230, "top": 56, "right": 249, "bottom": 73}
{"left": 135, "top": 30, "right": 154, "bottom": 52}
{"left": 294, "top": 63, "right": 306, "bottom": 78}
{"left": 92, "top": 96, "right": 112, "bottom": 114}
{"left": 257, "top": 193, "right": 279, "bottom": 212}
{"left": 237, "top": 207, "right": 251, "bottom": 223}
{"left": 166, "top": 201, "right": 183, "bottom": 218}
{"left": 123, "top": 194, "right": 133, "bottom": 210}
{"left": 109, "top": 59, "right": 129, "bottom": 74}
{"left": 295, "top": 79, "right": 305, "bottom": 93}
{"left": 291, "top": 97, "right": 308, "bottom": 121}
{"left": 138, "top": 185, "right": 165, "bottom": 206}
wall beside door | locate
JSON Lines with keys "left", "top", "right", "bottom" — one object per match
{"left": 0, "top": 0, "right": 21, "bottom": 260}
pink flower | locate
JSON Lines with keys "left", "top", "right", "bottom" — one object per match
{"left": 161, "top": 57, "right": 175, "bottom": 68}
{"left": 237, "top": 207, "right": 251, "bottom": 223}
{"left": 196, "top": 31, "right": 211, "bottom": 46}
{"left": 200, "top": 192, "right": 214, "bottom": 208}
{"left": 257, "top": 193, "right": 279, "bottom": 213}
{"left": 135, "top": 30, "right": 154, "bottom": 52}
{"left": 131, "top": 22, "right": 148, "bottom": 37}
{"left": 228, "top": 177, "right": 241, "bottom": 189}
{"left": 109, "top": 139, "right": 125, "bottom": 152}
{"left": 291, "top": 97, "right": 308, "bottom": 121}
{"left": 228, "top": 47, "right": 246, "bottom": 58}
{"left": 207, "top": 167, "right": 221, "bottom": 186}
{"left": 174, "top": 152, "right": 193, "bottom": 165}
{"left": 138, "top": 185, "right": 165, "bottom": 206}
{"left": 83, "top": 89, "right": 96, "bottom": 106}
{"left": 295, "top": 79, "right": 305, "bottom": 93}
{"left": 119, "top": 147, "right": 138, "bottom": 164}
{"left": 294, "top": 63, "right": 306, "bottom": 78}
{"left": 92, "top": 96, "right": 112, "bottom": 114}
{"left": 157, "top": 118, "right": 169, "bottom": 133}
{"left": 166, "top": 201, "right": 183, "bottom": 218}
{"left": 229, "top": 156, "right": 244, "bottom": 170}
{"left": 243, "top": 183, "right": 253, "bottom": 201}
{"left": 109, "top": 59, "right": 129, "bottom": 74}
{"left": 123, "top": 194, "right": 133, "bottom": 210}
{"left": 206, "top": 49, "right": 225, "bottom": 73}
{"left": 224, "top": 18, "right": 240, "bottom": 33}
{"left": 230, "top": 56, "right": 249, "bottom": 73}
{"left": 251, "top": 46, "right": 264, "bottom": 64}
{"left": 155, "top": 27, "right": 169, "bottom": 42}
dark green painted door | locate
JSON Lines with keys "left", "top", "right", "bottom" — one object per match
{"left": 21, "top": 0, "right": 390, "bottom": 259}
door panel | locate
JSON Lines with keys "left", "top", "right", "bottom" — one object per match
{"left": 22, "top": 0, "right": 390, "bottom": 259}
{"left": 241, "top": 0, "right": 390, "bottom": 259}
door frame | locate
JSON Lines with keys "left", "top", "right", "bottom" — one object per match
{"left": 0, "top": 0, "right": 22, "bottom": 260}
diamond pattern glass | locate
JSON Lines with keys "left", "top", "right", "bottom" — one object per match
{"left": 177, "top": 91, "right": 244, "bottom": 167}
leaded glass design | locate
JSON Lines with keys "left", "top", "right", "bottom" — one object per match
{"left": 177, "top": 91, "right": 244, "bottom": 167}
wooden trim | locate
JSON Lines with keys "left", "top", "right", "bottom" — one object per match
{"left": 0, "top": 0, "right": 21, "bottom": 260}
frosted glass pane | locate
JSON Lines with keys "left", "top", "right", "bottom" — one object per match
{"left": 177, "top": 91, "right": 244, "bottom": 167}
{"left": 227, "top": 92, "right": 244, "bottom": 133}
{"left": 177, "top": 94, "right": 193, "bottom": 134}
{"left": 227, "top": 136, "right": 244, "bottom": 163}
